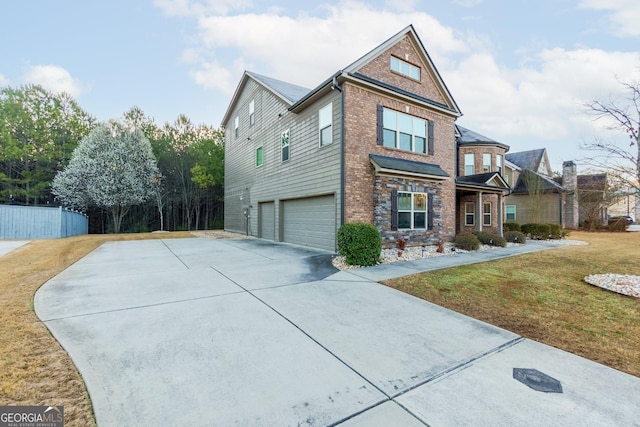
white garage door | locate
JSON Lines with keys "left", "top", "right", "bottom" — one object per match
{"left": 282, "top": 195, "right": 336, "bottom": 251}
{"left": 259, "top": 202, "right": 275, "bottom": 240}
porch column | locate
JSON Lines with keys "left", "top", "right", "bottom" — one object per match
{"left": 477, "top": 192, "right": 483, "bottom": 232}
{"left": 498, "top": 193, "right": 503, "bottom": 236}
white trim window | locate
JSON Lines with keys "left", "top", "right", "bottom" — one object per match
{"left": 319, "top": 103, "right": 332, "bottom": 146}
{"left": 497, "top": 154, "right": 503, "bottom": 174}
{"left": 234, "top": 116, "right": 239, "bottom": 138}
{"left": 382, "top": 108, "right": 427, "bottom": 154}
{"left": 506, "top": 205, "right": 516, "bottom": 221}
{"left": 256, "top": 146, "right": 263, "bottom": 167}
{"left": 464, "top": 153, "right": 475, "bottom": 175}
{"left": 249, "top": 99, "right": 255, "bottom": 126}
{"left": 398, "top": 192, "right": 428, "bottom": 229}
{"left": 281, "top": 129, "right": 290, "bottom": 162}
{"left": 483, "top": 153, "right": 491, "bottom": 172}
{"left": 483, "top": 202, "right": 492, "bottom": 226}
{"left": 390, "top": 56, "right": 420, "bottom": 80}
{"left": 465, "top": 202, "right": 475, "bottom": 226}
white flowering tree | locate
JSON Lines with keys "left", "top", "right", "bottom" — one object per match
{"left": 52, "top": 121, "right": 161, "bottom": 233}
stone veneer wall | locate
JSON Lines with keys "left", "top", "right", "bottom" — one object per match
{"left": 373, "top": 175, "right": 445, "bottom": 248}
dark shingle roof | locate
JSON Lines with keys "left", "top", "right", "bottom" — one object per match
{"left": 456, "top": 125, "right": 509, "bottom": 150}
{"left": 510, "top": 169, "right": 564, "bottom": 195}
{"left": 369, "top": 154, "right": 449, "bottom": 178}
{"left": 246, "top": 71, "right": 311, "bottom": 104}
{"left": 457, "top": 172, "right": 501, "bottom": 185}
{"left": 505, "top": 149, "right": 545, "bottom": 171}
{"left": 577, "top": 174, "right": 607, "bottom": 191}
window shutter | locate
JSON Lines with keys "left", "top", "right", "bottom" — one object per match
{"left": 391, "top": 189, "right": 398, "bottom": 231}
{"left": 428, "top": 120, "right": 435, "bottom": 155}
{"left": 376, "top": 104, "right": 384, "bottom": 145}
{"left": 427, "top": 193, "right": 434, "bottom": 229}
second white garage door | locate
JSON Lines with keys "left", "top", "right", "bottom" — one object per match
{"left": 282, "top": 195, "right": 336, "bottom": 251}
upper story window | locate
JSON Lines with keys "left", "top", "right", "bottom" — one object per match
{"left": 319, "top": 103, "right": 332, "bottom": 146}
{"left": 234, "top": 116, "right": 239, "bottom": 138}
{"left": 497, "top": 155, "right": 503, "bottom": 174}
{"left": 390, "top": 56, "right": 420, "bottom": 80}
{"left": 249, "top": 100, "right": 255, "bottom": 126}
{"left": 483, "top": 153, "right": 491, "bottom": 172}
{"left": 382, "top": 108, "right": 427, "bottom": 154}
{"left": 256, "top": 146, "right": 263, "bottom": 167}
{"left": 464, "top": 153, "right": 475, "bottom": 175}
{"left": 281, "top": 129, "right": 290, "bottom": 162}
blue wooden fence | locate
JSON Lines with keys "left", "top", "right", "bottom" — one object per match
{"left": 0, "top": 205, "right": 88, "bottom": 239}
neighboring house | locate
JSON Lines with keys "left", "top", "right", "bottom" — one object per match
{"left": 576, "top": 173, "right": 609, "bottom": 226}
{"left": 608, "top": 186, "right": 638, "bottom": 221}
{"left": 222, "top": 25, "right": 510, "bottom": 251}
{"left": 504, "top": 149, "right": 568, "bottom": 226}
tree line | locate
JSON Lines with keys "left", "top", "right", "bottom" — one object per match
{"left": 0, "top": 84, "right": 224, "bottom": 233}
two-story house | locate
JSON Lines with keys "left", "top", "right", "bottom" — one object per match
{"left": 222, "top": 25, "right": 510, "bottom": 251}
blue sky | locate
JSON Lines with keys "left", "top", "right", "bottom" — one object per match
{"left": 1, "top": 0, "right": 639, "bottom": 171}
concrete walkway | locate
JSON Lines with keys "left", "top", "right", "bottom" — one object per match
{"left": 35, "top": 238, "right": 640, "bottom": 426}
{"left": 0, "top": 240, "right": 29, "bottom": 257}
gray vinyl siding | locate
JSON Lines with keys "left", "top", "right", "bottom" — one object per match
{"left": 504, "top": 193, "right": 563, "bottom": 225}
{"left": 224, "top": 78, "right": 342, "bottom": 248}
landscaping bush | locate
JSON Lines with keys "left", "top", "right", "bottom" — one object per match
{"left": 521, "top": 223, "right": 551, "bottom": 240}
{"left": 504, "top": 230, "right": 527, "bottom": 244}
{"left": 454, "top": 233, "right": 481, "bottom": 251}
{"left": 503, "top": 222, "right": 521, "bottom": 232}
{"left": 336, "top": 223, "right": 382, "bottom": 266}
{"left": 472, "top": 231, "right": 507, "bottom": 247}
{"left": 547, "top": 223, "right": 564, "bottom": 239}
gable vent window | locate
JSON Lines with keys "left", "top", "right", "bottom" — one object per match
{"left": 249, "top": 99, "right": 255, "bottom": 126}
{"left": 390, "top": 56, "right": 420, "bottom": 80}
{"left": 281, "top": 129, "right": 290, "bottom": 162}
{"left": 234, "top": 116, "right": 239, "bottom": 138}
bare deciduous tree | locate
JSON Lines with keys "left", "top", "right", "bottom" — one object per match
{"left": 581, "top": 80, "right": 640, "bottom": 190}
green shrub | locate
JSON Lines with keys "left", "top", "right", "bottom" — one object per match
{"left": 472, "top": 231, "right": 507, "bottom": 247}
{"left": 454, "top": 233, "right": 481, "bottom": 251}
{"left": 521, "top": 223, "right": 551, "bottom": 240}
{"left": 337, "top": 223, "right": 381, "bottom": 266}
{"left": 608, "top": 217, "right": 629, "bottom": 232}
{"left": 547, "top": 223, "right": 563, "bottom": 239}
{"left": 505, "top": 230, "right": 527, "bottom": 244}
{"left": 503, "top": 222, "right": 521, "bottom": 232}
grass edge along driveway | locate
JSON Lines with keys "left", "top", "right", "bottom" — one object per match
{"left": 0, "top": 232, "right": 193, "bottom": 427}
{"left": 384, "top": 231, "right": 640, "bottom": 378}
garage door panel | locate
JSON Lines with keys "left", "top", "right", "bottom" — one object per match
{"left": 282, "top": 196, "right": 335, "bottom": 251}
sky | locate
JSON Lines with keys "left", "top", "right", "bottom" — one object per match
{"left": 1, "top": 0, "right": 639, "bottom": 172}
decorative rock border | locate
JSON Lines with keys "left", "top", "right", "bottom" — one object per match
{"left": 584, "top": 274, "right": 640, "bottom": 299}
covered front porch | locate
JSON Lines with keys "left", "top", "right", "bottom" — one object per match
{"left": 456, "top": 172, "right": 510, "bottom": 236}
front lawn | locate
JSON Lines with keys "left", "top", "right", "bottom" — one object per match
{"left": 383, "top": 231, "right": 640, "bottom": 378}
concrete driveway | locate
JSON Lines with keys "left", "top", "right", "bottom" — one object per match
{"left": 35, "top": 238, "right": 640, "bottom": 426}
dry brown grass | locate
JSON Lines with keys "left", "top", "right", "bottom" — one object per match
{"left": 0, "top": 232, "right": 193, "bottom": 426}
{"left": 384, "top": 231, "right": 640, "bottom": 377}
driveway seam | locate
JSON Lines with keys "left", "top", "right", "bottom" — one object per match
{"left": 210, "top": 266, "right": 392, "bottom": 399}
{"left": 39, "top": 290, "right": 247, "bottom": 322}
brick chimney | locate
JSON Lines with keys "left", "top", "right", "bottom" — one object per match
{"left": 562, "top": 161, "right": 579, "bottom": 228}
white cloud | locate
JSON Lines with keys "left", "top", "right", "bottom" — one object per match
{"left": 0, "top": 73, "right": 8, "bottom": 86}
{"left": 154, "top": 0, "right": 253, "bottom": 17}
{"left": 579, "top": 0, "right": 640, "bottom": 37}
{"left": 186, "top": 1, "right": 469, "bottom": 94}
{"left": 21, "top": 65, "right": 87, "bottom": 97}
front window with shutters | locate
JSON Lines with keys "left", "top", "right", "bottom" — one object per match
{"left": 381, "top": 107, "right": 432, "bottom": 154}
{"left": 398, "top": 191, "right": 428, "bottom": 229}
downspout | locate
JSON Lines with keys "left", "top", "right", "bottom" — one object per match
{"left": 332, "top": 73, "right": 345, "bottom": 230}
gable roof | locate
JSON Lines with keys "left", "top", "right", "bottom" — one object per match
{"left": 456, "top": 125, "right": 510, "bottom": 150}
{"left": 505, "top": 149, "right": 547, "bottom": 172}
{"left": 289, "top": 25, "right": 461, "bottom": 116}
{"left": 456, "top": 172, "right": 510, "bottom": 193}
{"left": 369, "top": 154, "right": 449, "bottom": 180}
{"left": 221, "top": 71, "right": 311, "bottom": 126}
{"left": 510, "top": 169, "right": 564, "bottom": 195}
